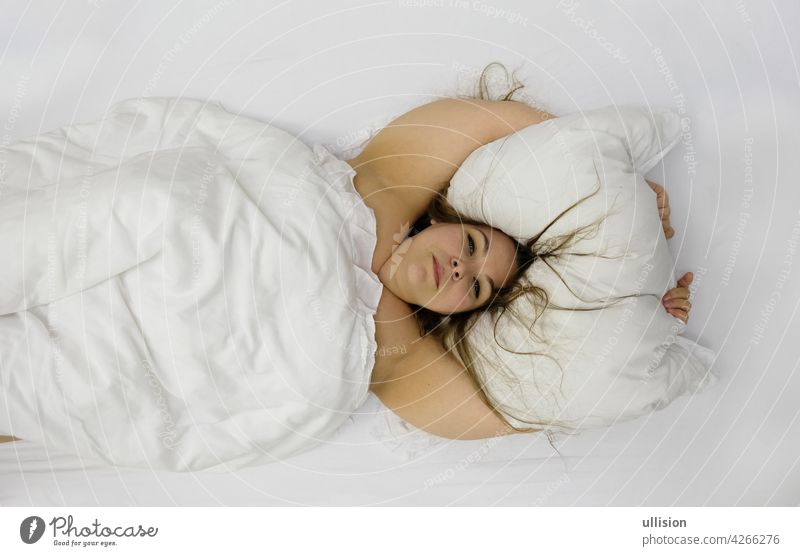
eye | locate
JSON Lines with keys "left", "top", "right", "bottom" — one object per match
{"left": 467, "top": 234, "right": 475, "bottom": 255}
{"left": 473, "top": 278, "right": 481, "bottom": 298}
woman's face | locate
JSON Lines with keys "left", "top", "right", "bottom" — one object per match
{"left": 378, "top": 219, "right": 519, "bottom": 315}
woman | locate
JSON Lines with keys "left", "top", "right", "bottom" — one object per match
{"left": 0, "top": 70, "right": 693, "bottom": 458}
{"left": 348, "top": 69, "right": 694, "bottom": 440}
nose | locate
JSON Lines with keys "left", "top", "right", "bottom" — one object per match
{"left": 450, "top": 256, "right": 468, "bottom": 281}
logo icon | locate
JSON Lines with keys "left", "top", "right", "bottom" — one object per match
{"left": 387, "top": 221, "right": 412, "bottom": 280}
{"left": 20, "top": 516, "right": 45, "bottom": 544}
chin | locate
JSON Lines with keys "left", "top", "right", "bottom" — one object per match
{"left": 377, "top": 270, "right": 413, "bottom": 305}
{"left": 417, "top": 302, "right": 452, "bottom": 316}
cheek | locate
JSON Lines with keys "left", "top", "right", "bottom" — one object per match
{"left": 406, "top": 259, "right": 427, "bottom": 286}
{"left": 425, "top": 228, "right": 459, "bottom": 249}
{"left": 402, "top": 238, "right": 433, "bottom": 286}
{"left": 443, "top": 282, "right": 472, "bottom": 308}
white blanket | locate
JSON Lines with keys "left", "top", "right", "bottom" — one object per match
{"left": 0, "top": 97, "right": 383, "bottom": 471}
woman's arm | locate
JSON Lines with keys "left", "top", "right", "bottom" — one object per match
{"left": 349, "top": 98, "right": 553, "bottom": 220}
{"left": 372, "top": 334, "right": 525, "bottom": 440}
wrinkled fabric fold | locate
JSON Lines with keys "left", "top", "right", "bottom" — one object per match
{"left": 0, "top": 98, "right": 383, "bottom": 471}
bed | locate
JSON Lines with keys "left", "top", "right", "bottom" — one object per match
{"left": 1, "top": 0, "right": 798, "bottom": 505}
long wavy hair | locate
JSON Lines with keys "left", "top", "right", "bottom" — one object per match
{"left": 407, "top": 62, "right": 632, "bottom": 434}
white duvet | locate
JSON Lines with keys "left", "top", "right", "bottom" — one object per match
{"left": 0, "top": 97, "right": 383, "bottom": 471}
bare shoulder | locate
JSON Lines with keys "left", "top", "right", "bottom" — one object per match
{"left": 350, "top": 97, "right": 552, "bottom": 194}
{"left": 371, "top": 332, "right": 531, "bottom": 440}
{"left": 349, "top": 98, "right": 552, "bottom": 215}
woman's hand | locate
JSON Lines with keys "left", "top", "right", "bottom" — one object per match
{"left": 646, "top": 179, "right": 674, "bottom": 239}
{"left": 662, "top": 272, "right": 693, "bottom": 324}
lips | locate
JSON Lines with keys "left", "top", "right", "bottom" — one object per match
{"left": 432, "top": 255, "right": 440, "bottom": 288}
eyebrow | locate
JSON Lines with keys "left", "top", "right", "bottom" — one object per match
{"left": 478, "top": 228, "right": 495, "bottom": 292}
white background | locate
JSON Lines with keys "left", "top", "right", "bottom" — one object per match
{"left": 1, "top": 0, "right": 798, "bottom": 506}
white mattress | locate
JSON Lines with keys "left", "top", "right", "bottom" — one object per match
{"left": 1, "top": 0, "right": 798, "bottom": 505}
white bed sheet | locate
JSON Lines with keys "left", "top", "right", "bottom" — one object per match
{"left": 1, "top": 0, "right": 798, "bottom": 505}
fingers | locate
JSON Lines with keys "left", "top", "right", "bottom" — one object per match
{"left": 648, "top": 181, "right": 669, "bottom": 209}
{"left": 663, "top": 298, "right": 692, "bottom": 311}
{"left": 662, "top": 287, "right": 687, "bottom": 300}
{"left": 662, "top": 271, "right": 695, "bottom": 324}
{"left": 646, "top": 179, "right": 674, "bottom": 240}
{"left": 662, "top": 285, "right": 691, "bottom": 302}
{"left": 666, "top": 308, "right": 689, "bottom": 324}
{"left": 661, "top": 218, "right": 674, "bottom": 239}
{"left": 647, "top": 181, "right": 668, "bottom": 210}
{"left": 646, "top": 179, "right": 663, "bottom": 195}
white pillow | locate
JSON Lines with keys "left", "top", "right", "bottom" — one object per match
{"left": 446, "top": 106, "right": 717, "bottom": 431}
